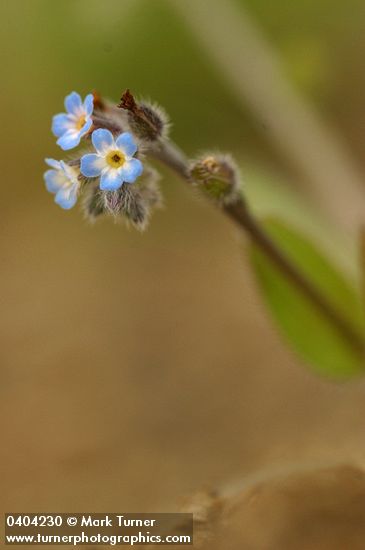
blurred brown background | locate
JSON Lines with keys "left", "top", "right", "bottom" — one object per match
{"left": 2, "top": 0, "right": 365, "bottom": 545}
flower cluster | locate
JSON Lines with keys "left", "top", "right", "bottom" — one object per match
{"left": 45, "top": 89, "right": 238, "bottom": 230}
{"left": 44, "top": 90, "right": 163, "bottom": 229}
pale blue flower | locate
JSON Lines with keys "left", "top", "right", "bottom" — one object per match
{"left": 80, "top": 129, "right": 143, "bottom": 191}
{"left": 44, "top": 159, "right": 80, "bottom": 209}
{"left": 52, "top": 92, "right": 94, "bottom": 151}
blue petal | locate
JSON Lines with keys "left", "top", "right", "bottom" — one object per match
{"left": 45, "top": 158, "right": 61, "bottom": 169}
{"left": 92, "top": 128, "right": 114, "bottom": 154}
{"left": 57, "top": 130, "right": 81, "bottom": 151}
{"left": 64, "top": 91, "right": 82, "bottom": 115}
{"left": 81, "top": 154, "right": 105, "bottom": 177}
{"left": 55, "top": 184, "right": 78, "bottom": 209}
{"left": 120, "top": 158, "right": 143, "bottom": 183}
{"left": 83, "top": 94, "right": 94, "bottom": 117}
{"left": 60, "top": 161, "right": 79, "bottom": 182}
{"left": 52, "top": 113, "right": 71, "bottom": 137}
{"left": 100, "top": 168, "right": 123, "bottom": 191}
{"left": 79, "top": 117, "right": 92, "bottom": 137}
{"left": 115, "top": 132, "right": 138, "bottom": 157}
{"left": 44, "top": 169, "right": 64, "bottom": 194}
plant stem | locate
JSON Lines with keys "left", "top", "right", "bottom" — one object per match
{"left": 170, "top": 0, "right": 365, "bottom": 234}
{"left": 151, "top": 140, "right": 365, "bottom": 359}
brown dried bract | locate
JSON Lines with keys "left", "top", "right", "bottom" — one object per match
{"left": 92, "top": 90, "right": 105, "bottom": 112}
{"left": 118, "top": 89, "right": 164, "bottom": 141}
{"left": 118, "top": 89, "right": 137, "bottom": 112}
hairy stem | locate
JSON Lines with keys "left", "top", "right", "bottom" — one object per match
{"left": 151, "top": 140, "right": 365, "bottom": 359}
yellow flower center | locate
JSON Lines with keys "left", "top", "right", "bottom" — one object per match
{"left": 76, "top": 115, "right": 86, "bottom": 130}
{"left": 106, "top": 150, "right": 126, "bottom": 168}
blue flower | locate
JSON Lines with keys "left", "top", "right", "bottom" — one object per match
{"left": 80, "top": 129, "right": 143, "bottom": 191}
{"left": 52, "top": 92, "right": 94, "bottom": 151}
{"left": 44, "top": 158, "right": 80, "bottom": 209}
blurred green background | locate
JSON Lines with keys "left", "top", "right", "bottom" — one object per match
{"left": 2, "top": 0, "right": 365, "bottom": 524}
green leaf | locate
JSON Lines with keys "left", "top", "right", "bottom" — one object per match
{"left": 249, "top": 218, "right": 365, "bottom": 379}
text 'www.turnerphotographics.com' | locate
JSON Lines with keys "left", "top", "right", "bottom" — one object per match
{"left": 5, "top": 513, "right": 193, "bottom": 546}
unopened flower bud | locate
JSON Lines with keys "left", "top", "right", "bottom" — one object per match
{"left": 190, "top": 154, "right": 239, "bottom": 203}
{"left": 118, "top": 89, "right": 169, "bottom": 143}
{"left": 81, "top": 181, "right": 106, "bottom": 221}
{"left": 103, "top": 166, "right": 162, "bottom": 230}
